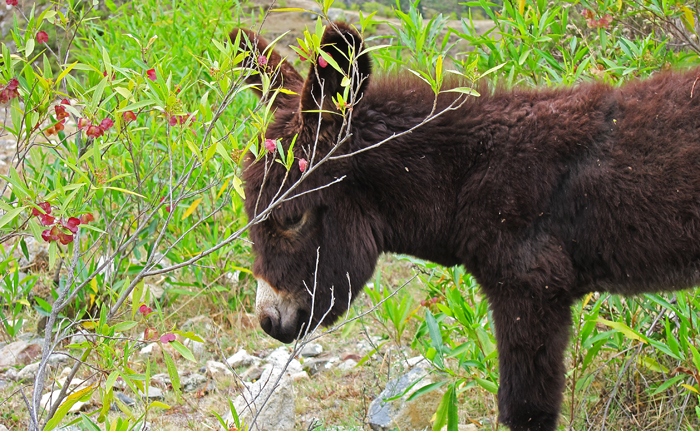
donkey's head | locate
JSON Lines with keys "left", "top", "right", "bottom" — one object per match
{"left": 234, "top": 23, "right": 378, "bottom": 343}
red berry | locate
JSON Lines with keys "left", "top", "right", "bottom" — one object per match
{"left": 160, "top": 333, "right": 176, "bottom": 343}
{"left": 58, "top": 231, "right": 74, "bottom": 245}
{"left": 54, "top": 120, "right": 65, "bottom": 132}
{"left": 41, "top": 229, "right": 51, "bottom": 242}
{"left": 39, "top": 214, "right": 55, "bottom": 226}
{"left": 139, "top": 304, "right": 153, "bottom": 315}
{"left": 32, "top": 201, "right": 51, "bottom": 216}
{"left": 6, "top": 79, "right": 18, "bottom": 91}
{"left": 123, "top": 111, "right": 137, "bottom": 122}
{"left": 99, "top": 118, "right": 114, "bottom": 130}
{"left": 80, "top": 213, "right": 94, "bottom": 224}
{"left": 264, "top": 139, "right": 276, "bottom": 152}
{"left": 86, "top": 124, "right": 103, "bottom": 138}
{"left": 54, "top": 104, "right": 68, "bottom": 120}
{"left": 146, "top": 69, "right": 157, "bottom": 81}
{"left": 60, "top": 99, "right": 70, "bottom": 105}
{"left": 63, "top": 217, "right": 81, "bottom": 233}
{"left": 7, "top": 0, "right": 18, "bottom": 6}
{"left": 36, "top": 31, "right": 48, "bottom": 44}
{"left": 318, "top": 55, "right": 328, "bottom": 68}
{"left": 77, "top": 117, "right": 89, "bottom": 130}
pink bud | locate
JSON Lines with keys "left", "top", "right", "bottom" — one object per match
{"left": 299, "top": 158, "right": 308, "bottom": 172}
{"left": 318, "top": 55, "right": 328, "bottom": 68}
{"left": 264, "top": 139, "right": 276, "bottom": 152}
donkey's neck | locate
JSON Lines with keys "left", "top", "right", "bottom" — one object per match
{"left": 350, "top": 77, "right": 616, "bottom": 266}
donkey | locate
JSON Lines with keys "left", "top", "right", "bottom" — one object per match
{"left": 233, "top": 22, "right": 700, "bottom": 431}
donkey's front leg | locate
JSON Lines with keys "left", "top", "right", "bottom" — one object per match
{"left": 487, "top": 286, "right": 574, "bottom": 431}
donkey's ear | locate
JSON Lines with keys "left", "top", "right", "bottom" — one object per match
{"left": 230, "top": 28, "right": 304, "bottom": 107}
{"left": 300, "top": 22, "right": 372, "bottom": 122}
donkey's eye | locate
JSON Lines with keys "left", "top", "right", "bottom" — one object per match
{"left": 284, "top": 214, "right": 303, "bottom": 228}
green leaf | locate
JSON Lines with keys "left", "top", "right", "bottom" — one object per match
{"left": 113, "top": 321, "right": 138, "bottom": 332}
{"left": 0, "top": 206, "right": 26, "bottom": 229}
{"left": 173, "top": 331, "right": 205, "bottom": 343}
{"left": 405, "top": 380, "right": 448, "bottom": 402}
{"left": 597, "top": 318, "right": 646, "bottom": 343}
{"left": 445, "top": 87, "right": 481, "bottom": 97}
{"left": 162, "top": 348, "right": 182, "bottom": 397}
{"left": 474, "top": 377, "right": 498, "bottom": 394}
{"left": 170, "top": 340, "right": 196, "bottom": 362}
{"left": 117, "top": 99, "right": 157, "bottom": 112}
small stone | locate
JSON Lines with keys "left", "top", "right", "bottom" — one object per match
{"left": 0, "top": 423, "right": 8, "bottom": 431}
{"left": 302, "top": 356, "right": 338, "bottom": 376}
{"left": 0, "top": 340, "right": 42, "bottom": 367}
{"left": 111, "top": 391, "right": 136, "bottom": 411}
{"left": 440, "top": 426, "right": 478, "bottom": 431}
{"left": 181, "top": 372, "right": 207, "bottom": 393}
{"left": 290, "top": 371, "right": 309, "bottom": 381}
{"left": 227, "top": 349, "right": 260, "bottom": 368}
{"left": 337, "top": 359, "right": 358, "bottom": 371}
{"left": 41, "top": 389, "right": 87, "bottom": 413}
{"left": 47, "top": 353, "right": 69, "bottom": 367}
{"left": 4, "top": 367, "right": 18, "bottom": 381}
{"left": 139, "top": 343, "right": 161, "bottom": 358}
{"left": 17, "top": 361, "right": 42, "bottom": 382}
{"left": 406, "top": 355, "right": 427, "bottom": 367}
{"left": 367, "top": 367, "right": 446, "bottom": 431}
{"left": 183, "top": 338, "right": 205, "bottom": 358}
{"left": 265, "top": 347, "right": 303, "bottom": 375}
{"left": 299, "top": 343, "right": 323, "bottom": 358}
{"left": 150, "top": 373, "right": 172, "bottom": 389}
{"left": 206, "top": 360, "right": 233, "bottom": 378}
{"left": 138, "top": 386, "right": 164, "bottom": 400}
{"left": 223, "top": 367, "right": 295, "bottom": 431}
{"left": 241, "top": 366, "right": 265, "bottom": 382}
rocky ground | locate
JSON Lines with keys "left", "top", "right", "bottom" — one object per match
{"left": 0, "top": 293, "right": 486, "bottom": 431}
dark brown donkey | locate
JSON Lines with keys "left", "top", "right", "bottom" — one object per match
{"left": 234, "top": 22, "right": 700, "bottom": 431}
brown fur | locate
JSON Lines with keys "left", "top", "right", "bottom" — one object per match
{"left": 233, "top": 23, "right": 700, "bottom": 431}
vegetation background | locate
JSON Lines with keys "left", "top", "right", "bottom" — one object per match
{"left": 0, "top": 0, "right": 699, "bottom": 430}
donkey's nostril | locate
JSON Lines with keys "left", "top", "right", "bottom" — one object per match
{"left": 260, "top": 315, "right": 275, "bottom": 336}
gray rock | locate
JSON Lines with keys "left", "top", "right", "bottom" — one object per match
{"left": 150, "top": 373, "right": 171, "bottom": 389}
{"left": 227, "top": 349, "right": 260, "bottom": 368}
{"left": 0, "top": 423, "right": 8, "bottom": 431}
{"left": 241, "top": 366, "right": 265, "bottom": 382}
{"left": 47, "top": 352, "right": 70, "bottom": 367}
{"left": 183, "top": 338, "right": 205, "bottom": 358}
{"left": 3, "top": 367, "right": 18, "bottom": 381}
{"left": 16, "top": 361, "right": 42, "bottom": 381}
{"left": 41, "top": 389, "right": 88, "bottom": 413}
{"left": 299, "top": 343, "right": 323, "bottom": 358}
{"left": 440, "top": 425, "right": 478, "bottom": 431}
{"left": 206, "top": 360, "right": 233, "bottom": 378}
{"left": 264, "top": 347, "right": 303, "bottom": 375}
{"left": 181, "top": 372, "right": 207, "bottom": 393}
{"left": 138, "top": 386, "right": 164, "bottom": 400}
{"left": 302, "top": 357, "right": 334, "bottom": 375}
{"left": 367, "top": 367, "right": 446, "bottom": 431}
{"left": 224, "top": 367, "right": 295, "bottom": 431}
{"left": 0, "top": 340, "right": 42, "bottom": 368}
{"left": 0, "top": 379, "right": 8, "bottom": 390}
{"left": 111, "top": 391, "right": 136, "bottom": 411}
{"left": 406, "top": 355, "right": 427, "bottom": 368}
{"left": 337, "top": 359, "right": 358, "bottom": 371}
